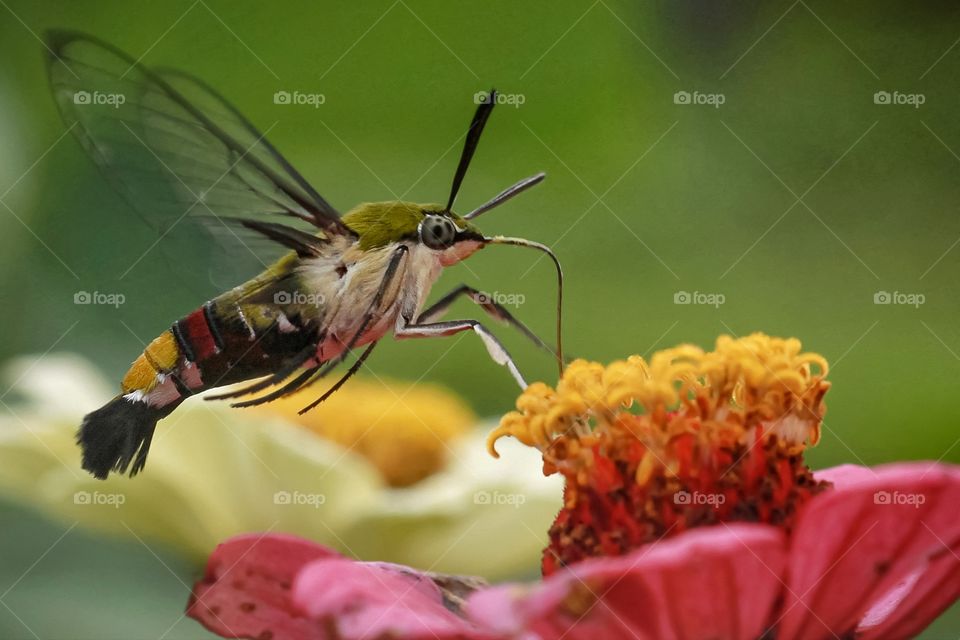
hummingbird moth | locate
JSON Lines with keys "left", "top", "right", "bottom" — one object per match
{"left": 46, "top": 31, "right": 564, "bottom": 480}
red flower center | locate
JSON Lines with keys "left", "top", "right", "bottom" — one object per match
{"left": 487, "top": 334, "right": 832, "bottom": 575}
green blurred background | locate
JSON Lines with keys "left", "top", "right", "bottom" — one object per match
{"left": 2, "top": 0, "right": 960, "bottom": 637}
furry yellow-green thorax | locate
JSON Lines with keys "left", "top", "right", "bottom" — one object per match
{"left": 342, "top": 201, "right": 479, "bottom": 250}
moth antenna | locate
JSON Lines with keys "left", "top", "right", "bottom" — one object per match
{"left": 484, "top": 235, "right": 564, "bottom": 376}
{"left": 446, "top": 89, "right": 497, "bottom": 212}
{"left": 464, "top": 172, "right": 546, "bottom": 220}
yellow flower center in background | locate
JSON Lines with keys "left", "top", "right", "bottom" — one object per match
{"left": 257, "top": 377, "right": 475, "bottom": 487}
{"left": 488, "top": 333, "right": 831, "bottom": 573}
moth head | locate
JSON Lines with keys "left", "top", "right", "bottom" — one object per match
{"left": 342, "top": 202, "right": 483, "bottom": 264}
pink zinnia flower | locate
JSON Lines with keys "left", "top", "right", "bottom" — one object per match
{"left": 188, "top": 335, "right": 960, "bottom": 640}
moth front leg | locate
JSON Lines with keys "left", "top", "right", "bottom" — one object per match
{"left": 418, "top": 284, "right": 555, "bottom": 357}
{"left": 394, "top": 315, "right": 528, "bottom": 389}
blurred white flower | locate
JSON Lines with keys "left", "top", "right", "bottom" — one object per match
{"left": 0, "top": 354, "right": 561, "bottom": 580}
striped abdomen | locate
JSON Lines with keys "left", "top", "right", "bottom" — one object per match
{"left": 121, "top": 299, "right": 318, "bottom": 407}
{"left": 81, "top": 294, "right": 320, "bottom": 479}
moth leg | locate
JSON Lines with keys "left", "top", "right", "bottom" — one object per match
{"left": 298, "top": 245, "right": 409, "bottom": 412}
{"left": 229, "top": 365, "right": 321, "bottom": 408}
{"left": 298, "top": 341, "right": 378, "bottom": 415}
{"left": 227, "top": 336, "right": 385, "bottom": 409}
{"left": 206, "top": 342, "right": 318, "bottom": 401}
{"left": 418, "top": 284, "right": 555, "bottom": 356}
{"left": 337, "top": 244, "right": 410, "bottom": 353}
{"left": 395, "top": 317, "right": 528, "bottom": 389}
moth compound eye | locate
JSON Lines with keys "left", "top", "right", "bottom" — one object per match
{"left": 419, "top": 215, "right": 457, "bottom": 250}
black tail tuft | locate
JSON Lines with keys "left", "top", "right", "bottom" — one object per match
{"left": 77, "top": 396, "right": 171, "bottom": 479}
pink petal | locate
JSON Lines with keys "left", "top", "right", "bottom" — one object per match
{"left": 856, "top": 533, "right": 960, "bottom": 640}
{"left": 188, "top": 533, "right": 340, "bottom": 640}
{"left": 468, "top": 524, "right": 787, "bottom": 640}
{"left": 293, "top": 557, "right": 493, "bottom": 640}
{"left": 814, "top": 463, "right": 875, "bottom": 487}
{"left": 778, "top": 462, "right": 960, "bottom": 640}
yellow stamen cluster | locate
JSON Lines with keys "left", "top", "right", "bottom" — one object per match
{"left": 488, "top": 333, "right": 829, "bottom": 473}
{"left": 491, "top": 333, "right": 831, "bottom": 573}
